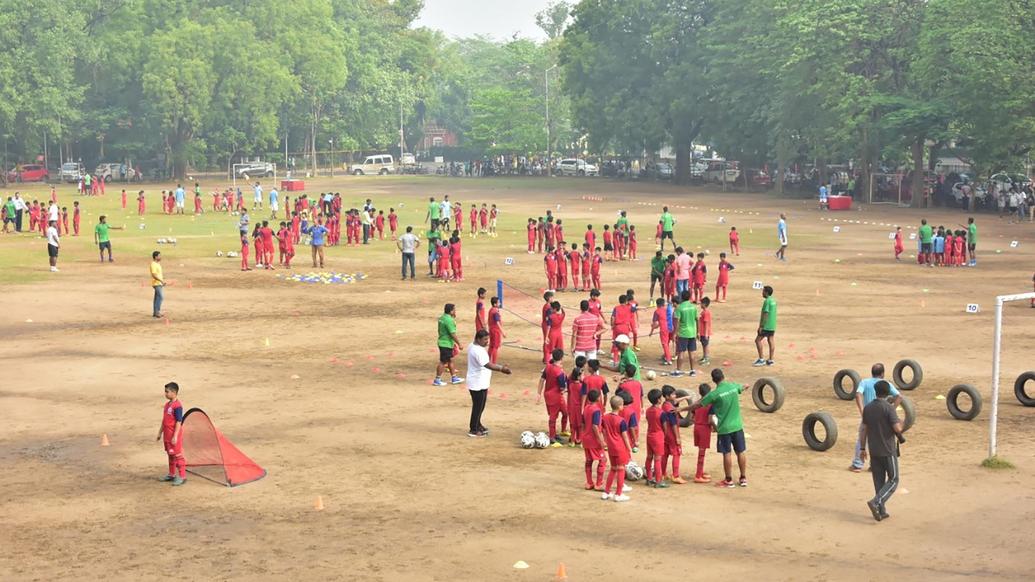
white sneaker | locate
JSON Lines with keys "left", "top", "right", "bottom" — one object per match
{"left": 613, "top": 494, "right": 631, "bottom": 502}
{"left": 600, "top": 492, "right": 613, "bottom": 501}
{"left": 752, "top": 358, "right": 766, "bottom": 367}
{"left": 621, "top": 484, "right": 633, "bottom": 493}
{"left": 50, "top": 266, "right": 59, "bottom": 272}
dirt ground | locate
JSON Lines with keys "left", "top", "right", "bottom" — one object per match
{"left": 1, "top": 176, "right": 1034, "bottom": 581}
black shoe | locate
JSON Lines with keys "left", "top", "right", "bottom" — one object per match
{"left": 867, "top": 500, "right": 883, "bottom": 522}
{"left": 880, "top": 511, "right": 890, "bottom": 520}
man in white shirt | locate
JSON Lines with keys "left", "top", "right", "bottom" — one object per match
{"left": 46, "top": 220, "right": 60, "bottom": 272}
{"left": 48, "top": 201, "right": 60, "bottom": 224}
{"left": 466, "top": 330, "right": 512, "bottom": 437}
{"left": 361, "top": 208, "right": 374, "bottom": 244}
{"left": 13, "top": 193, "right": 27, "bottom": 231}
{"left": 776, "top": 213, "right": 788, "bottom": 261}
{"left": 253, "top": 182, "right": 263, "bottom": 209}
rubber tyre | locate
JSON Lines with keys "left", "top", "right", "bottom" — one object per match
{"left": 1015, "top": 372, "right": 1035, "bottom": 407}
{"left": 802, "top": 412, "right": 838, "bottom": 451}
{"left": 353, "top": 169, "right": 363, "bottom": 176}
{"left": 893, "top": 359, "right": 923, "bottom": 390}
{"left": 675, "top": 389, "right": 693, "bottom": 428}
{"left": 832, "top": 369, "right": 860, "bottom": 401}
{"left": 379, "top": 168, "right": 388, "bottom": 175}
{"left": 895, "top": 396, "right": 916, "bottom": 432}
{"left": 946, "top": 384, "right": 982, "bottom": 420}
{"left": 751, "top": 377, "right": 785, "bottom": 413}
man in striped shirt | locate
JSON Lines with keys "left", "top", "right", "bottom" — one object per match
{"left": 570, "top": 300, "right": 605, "bottom": 361}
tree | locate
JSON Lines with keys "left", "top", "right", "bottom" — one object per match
{"left": 536, "top": 1, "right": 571, "bottom": 40}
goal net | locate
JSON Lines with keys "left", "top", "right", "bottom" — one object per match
{"left": 987, "top": 291, "right": 1035, "bottom": 462}
{"left": 868, "top": 173, "right": 908, "bottom": 206}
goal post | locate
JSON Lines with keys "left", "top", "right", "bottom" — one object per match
{"left": 987, "top": 291, "right": 1035, "bottom": 460}
{"left": 868, "top": 172, "right": 906, "bottom": 206}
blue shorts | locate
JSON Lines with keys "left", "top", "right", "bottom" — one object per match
{"left": 676, "top": 337, "right": 697, "bottom": 353}
{"left": 717, "top": 430, "right": 746, "bottom": 454}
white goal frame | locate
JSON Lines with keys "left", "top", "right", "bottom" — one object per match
{"left": 868, "top": 172, "right": 908, "bottom": 206}
{"left": 232, "top": 163, "right": 278, "bottom": 190}
{"left": 987, "top": 291, "right": 1035, "bottom": 460}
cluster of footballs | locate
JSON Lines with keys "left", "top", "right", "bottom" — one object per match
{"left": 518, "top": 430, "right": 645, "bottom": 480}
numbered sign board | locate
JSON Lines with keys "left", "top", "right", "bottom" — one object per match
{"left": 966, "top": 304, "right": 980, "bottom": 314}
{"left": 752, "top": 281, "right": 764, "bottom": 290}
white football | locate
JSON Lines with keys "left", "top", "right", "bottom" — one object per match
{"left": 719, "top": 216, "right": 726, "bottom": 223}
{"left": 138, "top": 223, "right": 146, "bottom": 230}
{"left": 646, "top": 370, "right": 657, "bottom": 380}
{"left": 534, "top": 432, "right": 550, "bottom": 449}
{"left": 520, "top": 431, "right": 535, "bottom": 449}
{"left": 227, "top": 251, "right": 238, "bottom": 258}
{"left": 216, "top": 251, "right": 224, "bottom": 257}
{"left": 625, "top": 461, "right": 644, "bottom": 481}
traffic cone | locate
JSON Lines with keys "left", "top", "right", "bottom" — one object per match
{"left": 555, "top": 563, "right": 568, "bottom": 580}
{"left": 100, "top": 433, "right": 110, "bottom": 447}
{"left": 314, "top": 496, "right": 324, "bottom": 511}
{"left": 165, "top": 317, "right": 170, "bottom": 327}
{"left": 187, "top": 280, "right": 193, "bottom": 289}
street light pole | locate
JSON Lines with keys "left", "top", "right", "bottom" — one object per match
{"left": 328, "top": 139, "right": 333, "bottom": 178}
{"left": 545, "top": 64, "right": 558, "bottom": 176}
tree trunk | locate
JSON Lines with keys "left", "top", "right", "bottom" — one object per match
{"left": 674, "top": 136, "right": 690, "bottom": 186}
{"left": 910, "top": 137, "right": 924, "bottom": 208}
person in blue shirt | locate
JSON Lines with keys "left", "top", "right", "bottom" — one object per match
{"left": 174, "top": 184, "right": 186, "bottom": 215}
{"left": 269, "top": 187, "right": 279, "bottom": 217}
{"left": 305, "top": 216, "right": 329, "bottom": 268}
{"left": 851, "top": 363, "right": 901, "bottom": 472}
{"left": 253, "top": 182, "right": 264, "bottom": 209}
{"left": 819, "top": 183, "right": 829, "bottom": 210}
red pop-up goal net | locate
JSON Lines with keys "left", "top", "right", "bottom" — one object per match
{"left": 181, "top": 408, "right": 266, "bottom": 487}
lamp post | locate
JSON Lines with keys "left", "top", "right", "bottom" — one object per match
{"left": 328, "top": 139, "right": 334, "bottom": 178}
{"left": 545, "top": 64, "right": 558, "bottom": 176}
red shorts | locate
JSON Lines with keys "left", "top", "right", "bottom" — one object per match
{"left": 693, "top": 424, "right": 712, "bottom": 448}
{"left": 163, "top": 438, "right": 183, "bottom": 456}
{"left": 583, "top": 448, "right": 605, "bottom": 462}
{"left": 664, "top": 441, "right": 682, "bottom": 457}
{"left": 608, "top": 452, "right": 630, "bottom": 467}
{"left": 544, "top": 395, "right": 564, "bottom": 416}
{"left": 646, "top": 434, "right": 665, "bottom": 455}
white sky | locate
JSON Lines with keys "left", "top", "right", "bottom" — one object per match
{"left": 414, "top": 0, "right": 552, "bottom": 40}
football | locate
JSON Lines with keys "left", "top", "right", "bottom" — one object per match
{"left": 533, "top": 432, "right": 550, "bottom": 449}
{"left": 216, "top": 251, "right": 224, "bottom": 257}
{"left": 519, "top": 431, "right": 535, "bottom": 449}
{"left": 646, "top": 370, "right": 657, "bottom": 380}
{"left": 625, "top": 461, "right": 644, "bottom": 481}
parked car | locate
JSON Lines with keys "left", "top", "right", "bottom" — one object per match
{"left": 60, "top": 162, "right": 84, "bottom": 182}
{"left": 7, "top": 164, "right": 49, "bottom": 183}
{"left": 234, "top": 160, "right": 276, "bottom": 178}
{"left": 350, "top": 154, "right": 395, "bottom": 176}
{"left": 654, "top": 162, "right": 674, "bottom": 180}
{"left": 94, "top": 162, "right": 136, "bottom": 182}
{"left": 746, "top": 169, "right": 772, "bottom": 187}
{"left": 557, "top": 158, "right": 599, "bottom": 177}
{"left": 702, "top": 160, "right": 740, "bottom": 184}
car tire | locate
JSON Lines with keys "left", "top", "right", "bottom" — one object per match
{"left": 578, "top": 170, "right": 585, "bottom": 177}
{"left": 265, "top": 171, "right": 273, "bottom": 178}
{"left": 379, "top": 168, "right": 388, "bottom": 175}
{"left": 832, "top": 369, "right": 861, "bottom": 401}
{"left": 1014, "top": 371, "right": 1035, "bottom": 407}
{"left": 675, "top": 389, "right": 693, "bottom": 428}
{"left": 946, "top": 384, "right": 982, "bottom": 420}
{"left": 751, "top": 377, "right": 785, "bottom": 413}
{"left": 353, "top": 169, "right": 363, "bottom": 176}
{"left": 892, "top": 359, "right": 923, "bottom": 390}
{"left": 896, "top": 396, "right": 916, "bottom": 432}
{"left": 802, "top": 412, "right": 837, "bottom": 451}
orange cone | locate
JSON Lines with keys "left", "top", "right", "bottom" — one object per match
{"left": 100, "top": 433, "right": 111, "bottom": 447}
{"left": 314, "top": 495, "right": 324, "bottom": 511}
{"left": 187, "top": 280, "right": 193, "bottom": 289}
{"left": 165, "top": 317, "right": 170, "bottom": 326}
{"left": 555, "top": 563, "right": 568, "bottom": 580}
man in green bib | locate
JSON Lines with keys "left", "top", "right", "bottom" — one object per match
{"left": 688, "top": 368, "right": 749, "bottom": 487}
{"left": 94, "top": 215, "right": 123, "bottom": 263}
{"left": 659, "top": 206, "right": 676, "bottom": 251}
{"left": 426, "top": 196, "right": 440, "bottom": 226}
{"left": 966, "top": 216, "right": 977, "bottom": 266}
{"left": 918, "top": 219, "right": 933, "bottom": 266}
{"left": 753, "top": 286, "right": 777, "bottom": 366}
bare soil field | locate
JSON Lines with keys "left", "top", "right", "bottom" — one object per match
{"left": 1, "top": 176, "right": 1033, "bottom": 581}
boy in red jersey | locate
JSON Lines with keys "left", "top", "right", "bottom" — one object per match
{"left": 544, "top": 217, "right": 556, "bottom": 251}
{"left": 554, "top": 219, "right": 564, "bottom": 245}
{"left": 252, "top": 225, "right": 265, "bottom": 269}
{"left": 663, "top": 255, "right": 677, "bottom": 302}
{"left": 212, "top": 190, "right": 220, "bottom": 212}
{"left": 544, "top": 250, "right": 558, "bottom": 291}
{"left": 566, "top": 357, "right": 588, "bottom": 444}
{"left": 617, "top": 365, "right": 643, "bottom": 451}
{"left": 581, "top": 389, "right": 608, "bottom": 490}
{"left": 388, "top": 208, "right": 398, "bottom": 239}
{"left": 545, "top": 301, "right": 566, "bottom": 364}
{"left": 691, "top": 252, "right": 707, "bottom": 303}
{"left": 156, "top": 382, "right": 187, "bottom": 486}
{"left": 450, "top": 231, "right": 463, "bottom": 281}
{"left": 609, "top": 294, "right": 633, "bottom": 362}
{"left": 64, "top": 205, "right": 73, "bottom": 235}
{"left": 729, "top": 226, "right": 740, "bottom": 256}
{"left": 715, "top": 252, "right": 734, "bottom": 302}
{"left": 436, "top": 239, "right": 452, "bottom": 281}
{"left": 628, "top": 225, "right": 638, "bottom": 260}
{"left": 568, "top": 243, "right": 582, "bottom": 290}
{"left": 698, "top": 297, "right": 713, "bottom": 365}
{"left": 260, "top": 221, "right": 276, "bottom": 269}
{"left": 626, "top": 288, "right": 641, "bottom": 349}
{"left": 479, "top": 204, "right": 489, "bottom": 234}
{"left": 194, "top": 192, "right": 203, "bottom": 215}
{"left": 541, "top": 290, "right": 555, "bottom": 348}
{"left": 954, "top": 230, "right": 965, "bottom": 266}
{"left": 469, "top": 205, "right": 478, "bottom": 238}
{"left": 488, "top": 296, "right": 505, "bottom": 362}
{"left": 581, "top": 244, "right": 592, "bottom": 290}
{"left": 137, "top": 191, "right": 146, "bottom": 215}
{"left": 893, "top": 226, "right": 904, "bottom": 261}
{"left": 585, "top": 224, "right": 596, "bottom": 252}
{"left": 650, "top": 298, "right": 673, "bottom": 365}
{"left": 554, "top": 245, "right": 568, "bottom": 291}
{"left": 489, "top": 204, "right": 499, "bottom": 237}
{"left": 581, "top": 359, "right": 610, "bottom": 411}
{"left": 602, "top": 225, "right": 613, "bottom": 261}
{"left": 537, "top": 349, "right": 568, "bottom": 446}
{"left": 601, "top": 395, "right": 633, "bottom": 502}
{"left": 240, "top": 232, "right": 251, "bottom": 270}
{"left": 660, "top": 385, "right": 687, "bottom": 484}
{"left": 291, "top": 211, "right": 301, "bottom": 244}
{"left": 122, "top": 189, "right": 128, "bottom": 209}
{"left": 655, "top": 220, "right": 663, "bottom": 245}
{"left": 526, "top": 218, "right": 536, "bottom": 253}
{"left": 590, "top": 247, "right": 603, "bottom": 290}
{"left": 453, "top": 203, "right": 463, "bottom": 233}
{"left": 644, "top": 389, "right": 669, "bottom": 488}
{"left": 375, "top": 210, "right": 386, "bottom": 239}
{"left": 282, "top": 222, "right": 295, "bottom": 268}
{"left": 475, "top": 287, "right": 488, "bottom": 333}
{"left": 692, "top": 383, "right": 714, "bottom": 483}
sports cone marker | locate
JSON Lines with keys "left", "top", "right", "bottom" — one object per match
{"left": 555, "top": 563, "right": 568, "bottom": 580}
{"left": 100, "top": 433, "right": 111, "bottom": 447}
{"left": 314, "top": 496, "right": 324, "bottom": 511}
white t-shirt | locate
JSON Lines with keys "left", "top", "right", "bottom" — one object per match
{"left": 48, "top": 204, "right": 59, "bottom": 222}
{"left": 46, "top": 226, "right": 60, "bottom": 247}
{"left": 466, "top": 343, "right": 492, "bottom": 391}
{"left": 398, "top": 232, "right": 418, "bottom": 253}
{"left": 440, "top": 200, "right": 451, "bottom": 218}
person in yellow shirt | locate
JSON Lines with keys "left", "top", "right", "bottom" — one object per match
{"left": 150, "top": 251, "right": 165, "bottom": 318}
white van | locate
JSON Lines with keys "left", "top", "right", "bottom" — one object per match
{"left": 351, "top": 154, "right": 395, "bottom": 176}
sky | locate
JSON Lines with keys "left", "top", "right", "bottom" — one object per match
{"left": 414, "top": 0, "right": 552, "bottom": 40}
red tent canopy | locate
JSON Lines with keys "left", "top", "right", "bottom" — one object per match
{"left": 181, "top": 408, "right": 266, "bottom": 487}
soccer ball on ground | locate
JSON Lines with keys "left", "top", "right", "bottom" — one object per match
{"left": 216, "top": 251, "right": 224, "bottom": 257}
{"left": 534, "top": 432, "right": 550, "bottom": 449}
{"left": 646, "top": 370, "right": 657, "bottom": 381}
{"left": 626, "top": 461, "right": 644, "bottom": 481}
{"left": 519, "top": 431, "right": 535, "bottom": 449}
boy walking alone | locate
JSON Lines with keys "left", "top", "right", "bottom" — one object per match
{"left": 157, "top": 382, "right": 187, "bottom": 486}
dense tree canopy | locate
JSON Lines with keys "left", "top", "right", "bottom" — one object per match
{"left": 1, "top": 0, "right": 1031, "bottom": 183}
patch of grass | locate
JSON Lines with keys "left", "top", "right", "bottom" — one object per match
{"left": 981, "top": 456, "right": 1015, "bottom": 470}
